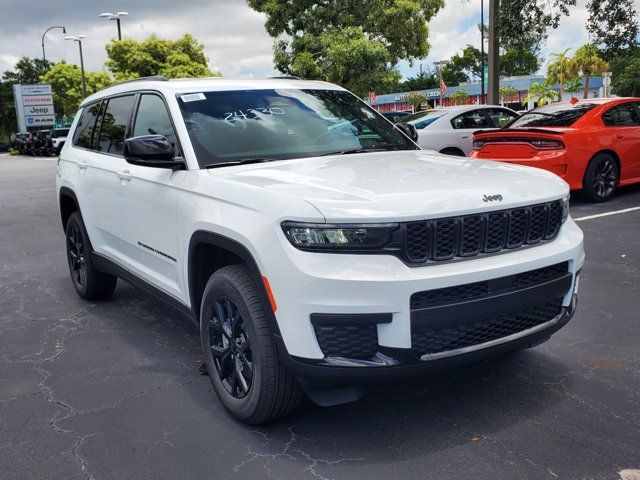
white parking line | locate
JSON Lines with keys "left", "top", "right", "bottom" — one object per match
{"left": 574, "top": 206, "right": 640, "bottom": 222}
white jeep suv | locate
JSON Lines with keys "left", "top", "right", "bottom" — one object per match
{"left": 56, "top": 77, "right": 584, "bottom": 424}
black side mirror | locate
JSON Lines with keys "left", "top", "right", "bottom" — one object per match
{"left": 396, "top": 122, "right": 419, "bottom": 143}
{"left": 124, "top": 135, "right": 185, "bottom": 169}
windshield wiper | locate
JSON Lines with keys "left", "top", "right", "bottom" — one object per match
{"left": 204, "top": 158, "right": 271, "bottom": 169}
{"left": 320, "top": 147, "right": 402, "bottom": 156}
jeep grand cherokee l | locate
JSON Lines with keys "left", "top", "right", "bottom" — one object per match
{"left": 56, "top": 77, "right": 584, "bottom": 424}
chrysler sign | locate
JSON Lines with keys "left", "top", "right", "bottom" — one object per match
{"left": 13, "top": 84, "right": 56, "bottom": 133}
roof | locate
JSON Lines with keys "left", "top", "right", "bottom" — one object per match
{"left": 81, "top": 77, "right": 344, "bottom": 107}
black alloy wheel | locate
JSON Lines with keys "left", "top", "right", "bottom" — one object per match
{"left": 583, "top": 153, "right": 619, "bottom": 202}
{"left": 208, "top": 296, "right": 254, "bottom": 399}
{"left": 67, "top": 223, "right": 87, "bottom": 288}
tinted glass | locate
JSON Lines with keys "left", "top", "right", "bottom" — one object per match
{"left": 509, "top": 103, "right": 596, "bottom": 128}
{"left": 602, "top": 103, "right": 640, "bottom": 126}
{"left": 485, "top": 108, "right": 518, "bottom": 127}
{"left": 51, "top": 128, "right": 70, "bottom": 138}
{"left": 178, "top": 89, "right": 417, "bottom": 167}
{"left": 96, "top": 95, "right": 135, "bottom": 156}
{"left": 404, "top": 110, "right": 445, "bottom": 129}
{"left": 451, "top": 110, "right": 492, "bottom": 129}
{"left": 133, "top": 94, "right": 178, "bottom": 148}
{"left": 72, "top": 103, "right": 101, "bottom": 149}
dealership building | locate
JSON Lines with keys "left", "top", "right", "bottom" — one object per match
{"left": 371, "top": 74, "right": 606, "bottom": 112}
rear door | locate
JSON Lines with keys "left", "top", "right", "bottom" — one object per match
{"left": 451, "top": 109, "right": 493, "bottom": 155}
{"left": 601, "top": 102, "right": 640, "bottom": 181}
{"left": 114, "top": 93, "right": 184, "bottom": 298}
{"left": 484, "top": 108, "right": 519, "bottom": 129}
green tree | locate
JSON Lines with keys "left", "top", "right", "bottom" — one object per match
{"left": 523, "top": 81, "right": 558, "bottom": 106}
{"left": 572, "top": 44, "right": 609, "bottom": 98}
{"left": 248, "top": 0, "right": 444, "bottom": 97}
{"left": 500, "top": 49, "right": 540, "bottom": 77}
{"left": 404, "top": 91, "right": 428, "bottom": 110}
{"left": 499, "top": 85, "right": 519, "bottom": 105}
{"left": 587, "top": 0, "right": 639, "bottom": 60}
{"left": 398, "top": 72, "right": 438, "bottom": 92}
{"left": 40, "top": 62, "right": 112, "bottom": 118}
{"left": 610, "top": 52, "right": 640, "bottom": 96}
{"left": 498, "top": 0, "right": 577, "bottom": 54}
{"left": 105, "top": 34, "right": 215, "bottom": 80}
{"left": 546, "top": 48, "right": 577, "bottom": 99}
{"left": 450, "top": 90, "right": 470, "bottom": 105}
{"left": 564, "top": 77, "right": 583, "bottom": 97}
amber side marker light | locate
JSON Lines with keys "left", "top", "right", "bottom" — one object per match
{"left": 262, "top": 276, "right": 278, "bottom": 312}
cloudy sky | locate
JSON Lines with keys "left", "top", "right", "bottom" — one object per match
{"left": 0, "top": 0, "right": 638, "bottom": 80}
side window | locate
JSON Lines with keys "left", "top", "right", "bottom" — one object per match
{"left": 485, "top": 108, "right": 518, "bottom": 128}
{"left": 602, "top": 103, "right": 640, "bottom": 126}
{"left": 96, "top": 95, "right": 135, "bottom": 156}
{"left": 451, "top": 110, "right": 492, "bottom": 129}
{"left": 72, "top": 102, "right": 101, "bottom": 149}
{"left": 132, "top": 94, "right": 178, "bottom": 148}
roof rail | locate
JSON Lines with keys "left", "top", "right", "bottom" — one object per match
{"left": 268, "top": 75, "right": 303, "bottom": 80}
{"left": 115, "top": 75, "right": 169, "bottom": 85}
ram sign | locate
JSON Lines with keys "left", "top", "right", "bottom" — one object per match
{"left": 13, "top": 84, "right": 56, "bottom": 133}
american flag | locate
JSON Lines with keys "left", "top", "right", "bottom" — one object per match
{"left": 440, "top": 79, "right": 447, "bottom": 97}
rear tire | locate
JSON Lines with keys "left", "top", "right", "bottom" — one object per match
{"left": 65, "top": 212, "right": 118, "bottom": 300}
{"left": 200, "top": 265, "right": 302, "bottom": 424}
{"left": 582, "top": 153, "right": 619, "bottom": 202}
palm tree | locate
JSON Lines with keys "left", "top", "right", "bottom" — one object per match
{"left": 564, "top": 77, "right": 584, "bottom": 98}
{"left": 546, "top": 48, "right": 577, "bottom": 100}
{"left": 573, "top": 44, "right": 609, "bottom": 99}
{"left": 523, "top": 81, "right": 559, "bottom": 107}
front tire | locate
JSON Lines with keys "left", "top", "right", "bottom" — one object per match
{"left": 65, "top": 212, "right": 118, "bottom": 300}
{"left": 582, "top": 153, "right": 619, "bottom": 202}
{"left": 200, "top": 265, "right": 302, "bottom": 424}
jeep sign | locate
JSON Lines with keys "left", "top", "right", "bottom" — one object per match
{"left": 13, "top": 84, "right": 56, "bottom": 133}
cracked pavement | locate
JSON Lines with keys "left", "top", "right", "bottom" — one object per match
{"left": 1, "top": 154, "right": 639, "bottom": 480}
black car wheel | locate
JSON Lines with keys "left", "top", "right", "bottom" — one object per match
{"left": 582, "top": 153, "right": 619, "bottom": 202}
{"left": 200, "top": 265, "right": 302, "bottom": 424}
{"left": 65, "top": 212, "right": 118, "bottom": 299}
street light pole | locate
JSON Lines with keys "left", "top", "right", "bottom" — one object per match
{"left": 480, "top": 0, "right": 485, "bottom": 104}
{"left": 433, "top": 60, "right": 450, "bottom": 107}
{"left": 487, "top": 0, "right": 500, "bottom": 105}
{"left": 65, "top": 35, "right": 87, "bottom": 98}
{"left": 41, "top": 26, "right": 67, "bottom": 61}
{"left": 99, "top": 12, "right": 129, "bottom": 40}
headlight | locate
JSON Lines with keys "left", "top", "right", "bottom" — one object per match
{"left": 562, "top": 195, "right": 570, "bottom": 222}
{"left": 282, "top": 222, "right": 399, "bottom": 251}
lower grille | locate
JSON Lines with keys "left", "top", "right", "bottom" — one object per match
{"left": 411, "top": 299, "right": 564, "bottom": 356}
{"left": 313, "top": 324, "right": 378, "bottom": 359}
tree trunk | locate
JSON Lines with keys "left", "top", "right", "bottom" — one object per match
{"left": 583, "top": 73, "right": 591, "bottom": 99}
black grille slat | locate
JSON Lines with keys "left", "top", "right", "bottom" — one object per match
{"left": 403, "top": 200, "right": 564, "bottom": 265}
{"left": 433, "top": 218, "right": 458, "bottom": 260}
{"left": 410, "top": 262, "right": 568, "bottom": 310}
{"left": 314, "top": 324, "right": 378, "bottom": 359}
{"left": 405, "top": 221, "right": 429, "bottom": 262}
{"left": 507, "top": 208, "right": 528, "bottom": 248}
{"left": 411, "top": 299, "right": 564, "bottom": 356}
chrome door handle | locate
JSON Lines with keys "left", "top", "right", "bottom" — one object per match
{"left": 116, "top": 169, "right": 132, "bottom": 181}
{"left": 77, "top": 162, "right": 88, "bottom": 171}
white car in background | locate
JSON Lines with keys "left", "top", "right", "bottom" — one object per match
{"left": 401, "top": 105, "right": 519, "bottom": 156}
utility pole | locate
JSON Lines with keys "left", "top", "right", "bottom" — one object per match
{"left": 480, "top": 0, "right": 485, "bottom": 104}
{"left": 433, "top": 60, "right": 450, "bottom": 107}
{"left": 487, "top": 0, "right": 500, "bottom": 105}
{"left": 99, "top": 12, "right": 129, "bottom": 41}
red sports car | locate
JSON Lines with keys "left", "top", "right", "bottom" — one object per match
{"left": 470, "top": 98, "right": 640, "bottom": 201}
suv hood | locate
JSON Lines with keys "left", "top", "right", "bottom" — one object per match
{"left": 210, "top": 150, "right": 568, "bottom": 222}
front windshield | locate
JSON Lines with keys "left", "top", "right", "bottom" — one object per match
{"left": 177, "top": 89, "right": 417, "bottom": 168}
{"left": 403, "top": 110, "right": 444, "bottom": 129}
{"left": 508, "top": 103, "right": 596, "bottom": 128}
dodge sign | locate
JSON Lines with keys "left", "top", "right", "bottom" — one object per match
{"left": 13, "top": 84, "right": 56, "bottom": 133}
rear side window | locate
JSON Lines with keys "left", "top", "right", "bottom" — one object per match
{"left": 451, "top": 110, "right": 492, "bottom": 129}
{"left": 602, "top": 103, "right": 640, "bottom": 126}
{"left": 72, "top": 103, "right": 101, "bottom": 149}
{"left": 133, "top": 94, "right": 178, "bottom": 148}
{"left": 96, "top": 95, "right": 135, "bottom": 156}
{"left": 509, "top": 103, "right": 596, "bottom": 128}
{"left": 485, "top": 108, "right": 518, "bottom": 127}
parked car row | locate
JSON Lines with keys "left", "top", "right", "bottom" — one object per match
{"left": 10, "top": 128, "right": 69, "bottom": 156}
{"left": 392, "top": 97, "right": 640, "bottom": 201}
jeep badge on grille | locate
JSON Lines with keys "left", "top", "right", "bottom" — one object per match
{"left": 483, "top": 194, "right": 503, "bottom": 202}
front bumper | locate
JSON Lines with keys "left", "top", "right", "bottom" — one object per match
{"left": 260, "top": 218, "right": 584, "bottom": 381}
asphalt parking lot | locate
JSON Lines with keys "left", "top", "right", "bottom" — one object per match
{"left": 1, "top": 154, "right": 639, "bottom": 480}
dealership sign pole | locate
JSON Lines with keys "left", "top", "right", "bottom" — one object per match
{"left": 12, "top": 84, "right": 56, "bottom": 133}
